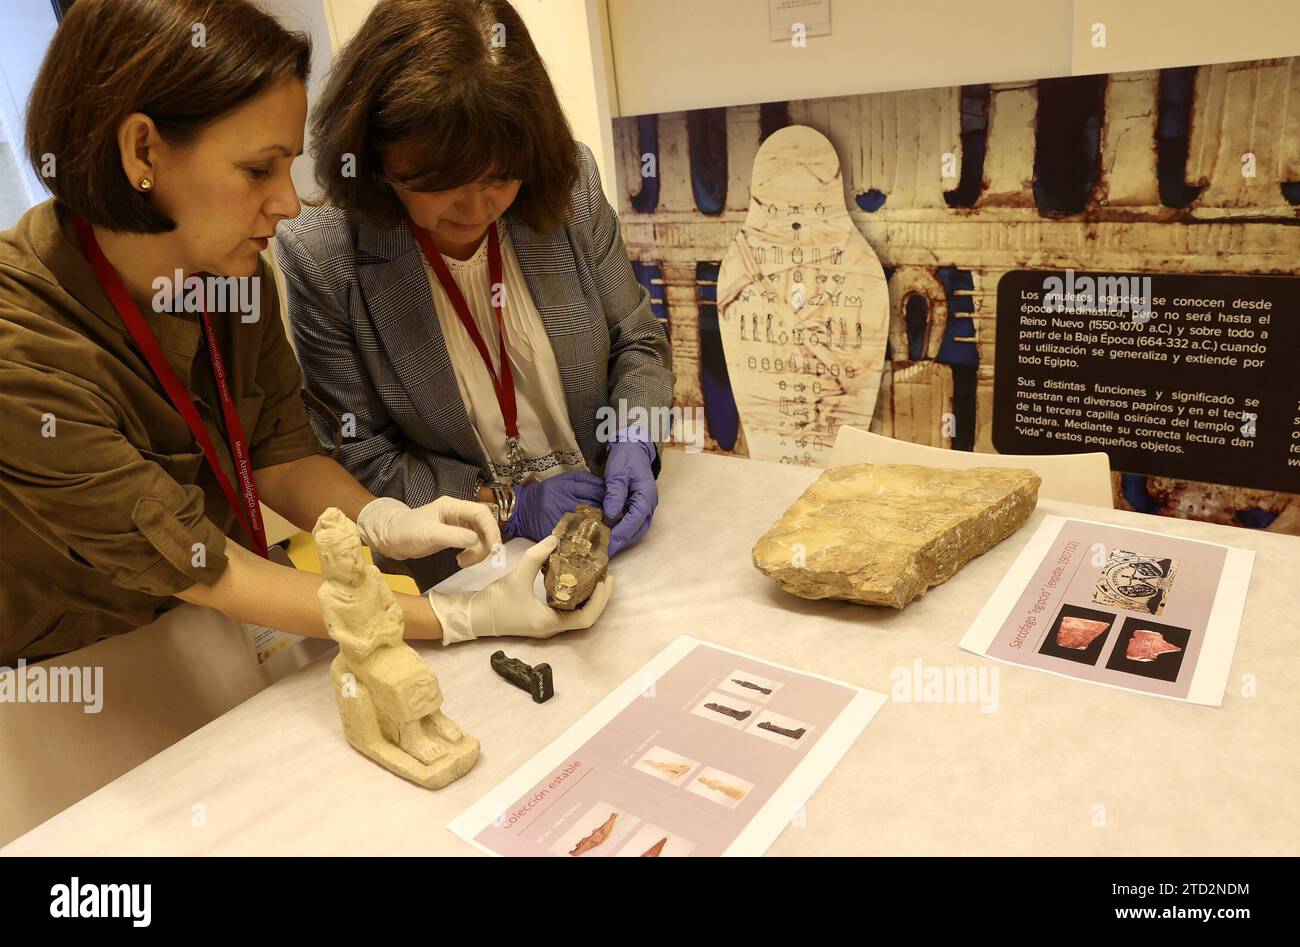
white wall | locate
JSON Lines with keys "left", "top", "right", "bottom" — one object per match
{"left": 609, "top": 0, "right": 1074, "bottom": 115}
{"left": 0, "top": 0, "right": 60, "bottom": 228}
{"left": 511, "top": 0, "right": 618, "bottom": 199}
{"left": 261, "top": 0, "right": 338, "bottom": 198}
{"left": 321, "top": 0, "right": 619, "bottom": 201}
{"left": 1070, "top": 0, "right": 1300, "bottom": 75}
{"left": 607, "top": 0, "right": 1300, "bottom": 115}
{"left": 319, "top": 0, "right": 1300, "bottom": 208}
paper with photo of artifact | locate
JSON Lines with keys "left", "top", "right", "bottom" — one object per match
{"left": 569, "top": 812, "right": 619, "bottom": 856}
{"left": 1092, "top": 548, "right": 1179, "bottom": 615}
{"left": 449, "top": 637, "right": 885, "bottom": 856}
{"left": 960, "top": 516, "right": 1253, "bottom": 706}
{"left": 642, "top": 758, "right": 691, "bottom": 779}
{"left": 1056, "top": 616, "right": 1110, "bottom": 650}
{"left": 1127, "top": 629, "right": 1182, "bottom": 662}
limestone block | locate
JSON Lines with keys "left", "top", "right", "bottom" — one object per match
{"left": 753, "top": 464, "right": 1040, "bottom": 607}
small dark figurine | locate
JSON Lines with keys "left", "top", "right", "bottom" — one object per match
{"left": 730, "top": 678, "right": 772, "bottom": 695}
{"left": 757, "top": 720, "right": 806, "bottom": 740}
{"left": 704, "top": 702, "right": 751, "bottom": 721}
{"left": 491, "top": 650, "right": 554, "bottom": 704}
{"left": 542, "top": 504, "right": 611, "bottom": 611}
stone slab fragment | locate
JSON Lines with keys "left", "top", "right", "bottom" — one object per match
{"left": 753, "top": 463, "right": 1041, "bottom": 608}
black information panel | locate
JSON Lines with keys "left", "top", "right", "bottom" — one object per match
{"left": 994, "top": 270, "right": 1300, "bottom": 493}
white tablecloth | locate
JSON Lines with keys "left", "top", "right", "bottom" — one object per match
{"left": 5, "top": 449, "right": 1297, "bottom": 855}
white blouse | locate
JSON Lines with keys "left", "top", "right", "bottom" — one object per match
{"left": 420, "top": 218, "right": 588, "bottom": 484}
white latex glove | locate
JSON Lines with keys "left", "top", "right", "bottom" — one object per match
{"left": 356, "top": 496, "right": 500, "bottom": 567}
{"left": 427, "top": 535, "right": 615, "bottom": 645}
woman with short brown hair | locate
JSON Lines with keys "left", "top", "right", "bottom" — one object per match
{"left": 0, "top": 0, "right": 609, "bottom": 665}
{"left": 277, "top": 0, "right": 674, "bottom": 591}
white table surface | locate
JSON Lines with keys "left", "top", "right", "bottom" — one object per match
{"left": 6, "top": 449, "right": 1298, "bottom": 856}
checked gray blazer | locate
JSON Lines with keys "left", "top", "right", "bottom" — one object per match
{"left": 275, "top": 141, "right": 674, "bottom": 591}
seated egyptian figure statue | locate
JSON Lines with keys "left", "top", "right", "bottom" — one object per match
{"left": 313, "top": 507, "right": 479, "bottom": 789}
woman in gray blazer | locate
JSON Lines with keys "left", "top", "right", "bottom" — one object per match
{"left": 276, "top": 0, "right": 674, "bottom": 592}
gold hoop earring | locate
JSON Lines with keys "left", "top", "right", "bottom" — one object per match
{"left": 138, "top": 176, "right": 153, "bottom": 192}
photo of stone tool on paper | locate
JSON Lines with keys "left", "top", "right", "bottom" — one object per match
{"left": 1126, "top": 629, "right": 1183, "bottom": 662}
{"left": 1056, "top": 615, "right": 1111, "bottom": 650}
{"left": 753, "top": 463, "right": 1040, "bottom": 607}
{"left": 642, "top": 758, "right": 692, "bottom": 780}
{"left": 633, "top": 746, "right": 700, "bottom": 785}
{"left": 757, "top": 720, "right": 807, "bottom": 740}
{"left": 696, "top": 776, "right": 746, "bottom": 800}
{"left": 569, "top": 811, "right": 619, "bottom": 856}
{"left": 314, "top": 508, "right": 479, "bottom": 790}
{"left": 705, "top": 701, "right": 752, "bottom": 721}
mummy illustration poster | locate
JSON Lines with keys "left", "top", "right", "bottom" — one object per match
{"left": 613, "top": 56, "right": 1300, "bottom": 536}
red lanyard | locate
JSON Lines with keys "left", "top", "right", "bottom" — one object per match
{"left": 73, "top": 216, "right": 269, "bottom": 559}
{"left": 408, "top": 217, "right": 520, "bottom": 445}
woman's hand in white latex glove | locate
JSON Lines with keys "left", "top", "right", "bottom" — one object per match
{"left": 426, "top": 535, "right": 614, "bottom": 644}
{"left": 357, "top": 496, "right": 500, "bottom": 567}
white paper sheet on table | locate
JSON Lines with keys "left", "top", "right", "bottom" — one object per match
{"left": 450, "top": 635, "right": 886, "bottom": 856}
{"left": 960, "top": 515, "right": 1254, "bottom": 706}
{"left": 429, "top": 536, "right": 539, "bottom": 595}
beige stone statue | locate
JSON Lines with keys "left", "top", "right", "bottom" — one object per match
{"left": 314, "top": 507, "right": 479, "bottom": 789}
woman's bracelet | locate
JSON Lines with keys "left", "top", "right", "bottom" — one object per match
{"left": 484, "top": 481, "right": 516, "bottom": 528}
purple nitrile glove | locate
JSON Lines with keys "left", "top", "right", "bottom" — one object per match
{"left": 603, "top": 426, "right": 658, "bottom": 556}
{"left": 506, "top": 471, "right": 606, "bottom": 541}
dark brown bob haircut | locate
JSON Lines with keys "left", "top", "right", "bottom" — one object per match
{"left": 26, "top": 0, "right": 311, "bottom": 234}
{"left": 311, "top": 0, "right": 579, "bottom": 234}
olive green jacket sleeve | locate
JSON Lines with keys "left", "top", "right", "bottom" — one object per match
{"left": 0, "top": 326, "right": 230, "bottom": 596}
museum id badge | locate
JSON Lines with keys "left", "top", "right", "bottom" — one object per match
{"left": 242, "top": 544, "right": 304, "bottom": 666}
